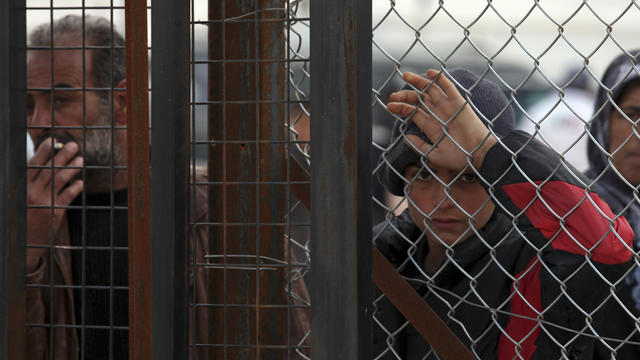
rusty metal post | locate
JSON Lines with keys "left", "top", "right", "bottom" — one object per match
{"left": 256, "top": 4, "right": 287, "bottom": 358}
{"left": 208, "top": 0, "right": 287, "bottom": 358}
{"left": 125, "top": 1, "right": 151, "bottom": 359}
{"left": 0, "top": 0, "right": 26, "bottom": 358}
{"left": 310, "top": 0, "right": 373, "bottom": 358}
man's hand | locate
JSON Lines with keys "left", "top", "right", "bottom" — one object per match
{"left": 386, "top": 70, "right": 497, "bottom": 171}
{"left": 26, "top": 138, "right": 84, "bottom": 273}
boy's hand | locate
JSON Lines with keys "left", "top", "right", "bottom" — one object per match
{"left": 387, "top": 69, "right": 497, "bottom": 171}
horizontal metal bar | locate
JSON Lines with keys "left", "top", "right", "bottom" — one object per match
{"left": 27, "top": 323, "right": 129, "bottom": 330}
{"left": 191, "top": 18, "right": 306, "bottom": 24}
{"left": 27, "top": 87, "right": 126, "bottom": 91}
{"left": 190, "top": 343, "right": 311, "bottom": 349}
{"left": 26, "top": 5, "right": 130, "bottom": 9}
{"left": 26, "top": 244, "right": 129, "bottom": 250}
{"left": 191, "top": 58, "right": 308, "bottom": 64}
{"left": 27, "top": 125, "right": 127, "bottom": 129}
{"left": 190, "top": 222, "right": 311, "bottom": 226}
{"left": 26, "top": 284, "right": 129, "bottom": 290}
{"left": 190, "top": 99, "right": 309, "bottom": 105}
{"left": 191, "top": 303, "right": 310, "bottom": 309}
{"left": 27, "top": 45, "right": 126, "bottom": 50}
{"left": 191, "top": 180, "right": 310, "bottom": 185}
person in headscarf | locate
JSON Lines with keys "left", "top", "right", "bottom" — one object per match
{"left": 586, "top": 49, "right": 640, "bottom": 358}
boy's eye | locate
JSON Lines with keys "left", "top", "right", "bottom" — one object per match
{"left": 625, "top": 112, "right": 639, "bottom": 122}
{"left": 416, "top": 169, "right": 432, "bottom": 181}
{"left": 460, "top": 173, "right": 478, "bottom": 183}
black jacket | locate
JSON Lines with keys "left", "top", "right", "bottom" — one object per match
{"left": 373, "top": 131, "right": 634, "bottom": 359}
{"left": 584, "top": 50, "right": 640, "bottom": 359}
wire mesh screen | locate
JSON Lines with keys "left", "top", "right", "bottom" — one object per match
{"left": 371, "top": 1, "right": 640, "bottom": 359}
{"left": 188, "top": 0, "right": 311, "bottom": 358}
{"left": 24, "top": 1, "right": 130, "bottom": 359}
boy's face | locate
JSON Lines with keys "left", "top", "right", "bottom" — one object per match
{"left": 404, "top": 164, "right": 495, "bottom": 250}
{"left": 609, "top": 83, "right": 640, "bottom": 186}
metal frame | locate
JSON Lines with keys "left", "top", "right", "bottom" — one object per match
{"left": 0, "top": 0, "right": 26, "bottom": 358}
{"left": 310, "top": 0, "right": 373, "bottom": 358}
{"left": 151, "top": 0, "right": 190, "bottom": 358}
{"left": 206, "top": 1, "right": 289, "bottom": 357}
{"left": 125, "top": 1, "right": 152, "bottom": 358}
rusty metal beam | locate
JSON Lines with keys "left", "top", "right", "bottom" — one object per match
{"left": 372, "top": 247, "right": 475, "bottom": 360}
{"left": 0, "top": 0, "right": 26, "bottom": 358}
{"left": 125, "top": 1, "right": 151, "bottom": 359}
{"left": 208, "top": 0, "right": 287, "bottom": 358}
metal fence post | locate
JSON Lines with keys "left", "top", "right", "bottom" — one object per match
{"left": 310, "top": 0, "right": 373, "bottom": 358}
{"left": 151, "top": 1, "right": 190, "bottom": 359}
{"left": 207, "top": 0, "right": 288, "bottom": 358}
{"left": 0, "top": 0, "right": 26, "bottom": 358}
{"left": 125, "top": 1, "right": 152, "bottom": 358}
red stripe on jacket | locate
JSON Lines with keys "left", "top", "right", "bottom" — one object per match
{"left": 503, "top": 181, "right": 633, "bottom": 265}
{"left": 498, "top": 258, "right": 542, "bottom": 360}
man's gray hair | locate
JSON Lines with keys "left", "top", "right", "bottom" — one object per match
{"left": 29, "top": 14, "right": 126, "bottom": 93}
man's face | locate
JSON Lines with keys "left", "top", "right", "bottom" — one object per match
{"left": 404, "top": 164, "right": 495, "bottom": 249}
{"left": 27, "top": 42, "right": 117, "bottom": 168}
{"left": 609, "top": 84, "right": 640, "bottom": 186}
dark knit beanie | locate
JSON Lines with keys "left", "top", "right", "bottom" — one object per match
{"left": 378, "top": 68, "right": 515, "bottom": 196}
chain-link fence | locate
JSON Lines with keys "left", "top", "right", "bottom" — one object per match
{"left": 369, "top": 1, "right": 640, "bottom": 359}
{"left": 3, "top": 0, "right": 640, "bottom": 359}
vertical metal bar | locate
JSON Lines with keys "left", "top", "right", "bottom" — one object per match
{"left": 151, "top": 0, "right": 190, "bottom": 358}
{"left": 310, "top": 0, "right": 372, "bottom": 358}
{"left": 0, "top": 0, "right": 26, "bottom": 358}
{"left": 125, "top": 1, "right": 152, "bottom": 359}
{"left": 208, "top": 2, "right": 232, "bottom": 357}
{"left": 256, "top": 2, "right": 287, "bottom": 359}
{"left": 208, "top": 0, "right": 287, "bottom": 358}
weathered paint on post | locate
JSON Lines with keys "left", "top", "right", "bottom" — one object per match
{"left": 310, "top": 0, "right": 373, "bottom": 358}
{"left": 125, "top": 1, "right": 152, "bottom": 359}
{"left": 0, "top": 0, "right": 26, "bottom": 358}
{"left": 208, "top": 0, "right": 287, "bottom": 358}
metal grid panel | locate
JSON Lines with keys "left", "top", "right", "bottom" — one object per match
{"left": 188, "top": 0, "right": 312, "bottom": 358}
{"left": 24, "top": 2, "right": 133, "bottom": 359}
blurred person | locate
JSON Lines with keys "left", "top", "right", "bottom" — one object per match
{"left": 374, "top": 68, "right": 634, "bottom": 359}
{"left": 25, "top": 15, "right": 211, "bottom": 359}
{"left": 585, "top": 49, "right": 640, "bottom": 358}
{"left": 517, "top": 67, "right": 595, "bottom": 171}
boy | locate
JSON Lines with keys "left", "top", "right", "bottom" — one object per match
{"left": 374, "top": 69, "right": 634, "bottom": 359}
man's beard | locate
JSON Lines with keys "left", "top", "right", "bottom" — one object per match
{"left": 33, "top": 100, "right": 124, "bottom": 187}
{"left": 83, "top": 109, "right": 123, "bottom": 167}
